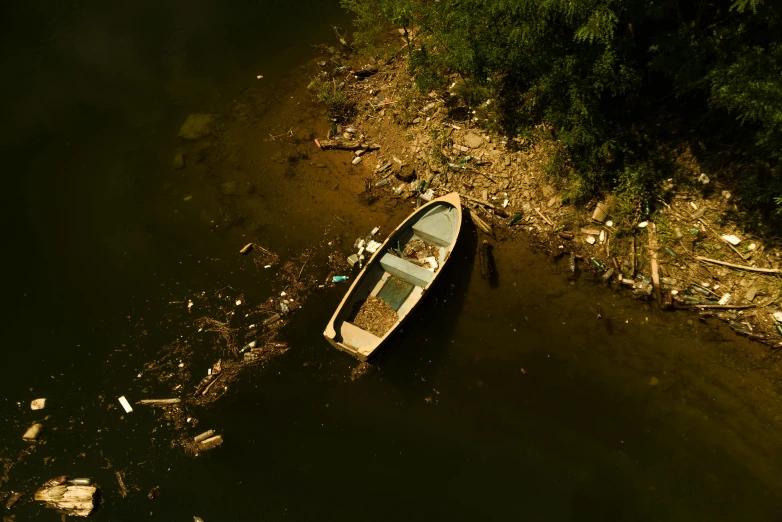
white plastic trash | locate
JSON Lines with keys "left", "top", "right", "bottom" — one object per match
{"left": 366, "top": 240, "right": 382, "bottom": 254}
{"left": 118, "top": 396, "right": 133, "bottom": 414}
{"left": 718, "top": 293, "right": 731, "bottom": 305}
{"left": 721, "top": 234, "right": 741, "bottom": 245}
{"left": 31, "top": 398, "right": 46, "bottom": 410}
{"left": 638, "top": 221, "right": 648, "bottom": 228}
{"left": 425, "top": 256, "right": 438, "bottom": 271}
{"left": 585, "top": 236, "right": 596, "bottom": 245}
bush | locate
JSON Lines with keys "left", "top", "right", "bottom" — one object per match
{"left": 343, "top": 0, "right": 782, "bottom": 225}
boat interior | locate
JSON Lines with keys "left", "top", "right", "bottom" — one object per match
{"left": 331, "top": 202, "right": 459, "bottom": 358}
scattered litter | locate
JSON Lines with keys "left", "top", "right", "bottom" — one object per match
{"left": 198, "top": 434, "right": 224, "bottom": 452}
{"left": 748, "top": 243, "right": 757, "bottom": 250}
{"left": 366, "top": 240, "right": 382, "bottom": 253}
{"left": 638, "top": 221, "right": 648, "bottom": 228}
{"left": 194, "top": 430, "right": 215, "bottom": 443}
{"left": 605, "top": 220, "right": 613, "bottom": 227}
{"left": 333, "top": 275, "right": 348, "bottom": 283}
{"left": 719, "top": 293, "right": 732, "bottom": 305}
{"left": 31, "top": 398, "right": 46, "bottom": 410}
{"left": 235, "top": 299, "right": 242, "bottom": 306}
{"left": 721, "top": 234, "right": 741, "bottom": 245}
{"left": 599, "top": 230, "right": 605, "bottom": 243}
{"left": 585, "top": 236, "right": 596, "bottom": 245}
{"left": 424, "top": 256, "right": 438, "bottom": 271}
{"left": 118, "top": 396, "right": 133, "bottom": 414}
{"left": 420, "top": 188, "right": 435, "bottom": 201}
{"left": 5, "top": 492, "right": 22, "bottom": 510}
{"left": 239, "top": 243, "right": 253, "bottom": 255}
{"left": 591, "top": 201, "right": 609, "bottom": 222}
{"left": 35, "top": 477, "right": 98, "bottom": 517}
{"left": 371, "top": 226, "right": 380, "bottom": 236}
{"left": 697, "top": 173, "right": 710, "bottom": 184}
{"left": 772, "top": 312, "right": 782, "bottom": 323}
{"left": 22, "top": 422, "right": 43, "bottom": 441}
{"left": 347, "top": 254, "right": 360, "bottom": 267}
{"left": 352, "top": 156, "right": 362, "bottom": 165}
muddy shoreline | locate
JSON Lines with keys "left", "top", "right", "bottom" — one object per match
{"left": 309, "top": 39, "right": 782, "bottom": 350}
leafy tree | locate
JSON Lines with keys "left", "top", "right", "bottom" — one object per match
{"left": 342, "top": 0, "right": 782, "bottom": 223}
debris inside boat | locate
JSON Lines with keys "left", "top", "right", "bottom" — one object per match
{"left": 351, "top": 295, "right": 399, "bottom": 337}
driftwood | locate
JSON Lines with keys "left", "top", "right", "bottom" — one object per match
{"left": 115, "top": 471, "right": 128, "bottom": 498}
{"left": 318, "top": 140, "right": 380, "bottom": 151}
{"left": 35, "top": 485, "right": 97, "bottom": 517}
{"left": 695, "top": 256, "right": 782, "bottom": 274}
{"left": 136, "top": 398, "right": 181, "bottom": 405}
{"left": 194, "top": 429, "right": 216, "bottom": 443}
{"left": 468, "top": 210, "right": 493, "bottom": 235}
{"left": 239, "top": 243, "right": 253, "bottom": 255}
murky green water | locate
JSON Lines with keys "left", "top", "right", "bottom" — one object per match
{"left": 3, "top": 2, "right": 782, "bottom": 520}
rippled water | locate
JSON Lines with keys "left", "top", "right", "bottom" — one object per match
{"left": 2, "top": 2, "right": 782, "bottom": 520}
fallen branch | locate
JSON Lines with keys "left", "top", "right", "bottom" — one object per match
{"left": 695, "top": 256, "right": 782, "bottom": 274}
{"left": 459, "top": 193, "right": 496, "bottom": 209}
{"left": 693, "top": 304, "right": 757, "bottom": 310}
{"left": 318, "top": 140, "right": 380, "bottom": 151}
{"left": 534, "top": 207, "right": 554, "bottom": 227}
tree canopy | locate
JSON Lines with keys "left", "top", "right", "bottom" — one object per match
{"left": 342, "top": 0, "right": 782, "bottom": 222}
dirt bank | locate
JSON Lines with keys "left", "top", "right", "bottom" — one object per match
{"left": 308, "top": 37, "right": 782, "bottom": 349}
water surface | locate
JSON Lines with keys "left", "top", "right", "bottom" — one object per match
{"left": 2, "top": 2, "right": 782, "bottom": 520}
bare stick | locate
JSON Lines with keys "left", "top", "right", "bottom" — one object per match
{"left": 459, "top": 193, "right": 496, "bottom": 209}
{"left": 648, "top": 223, "right": 661, "bottom": 303}
{"left": 695, "top": 256, "right": 782, "bottom": 274}
{"left": 534, "top": 207, "right": 554, "bottom": 227}
{"left": 136, "top": 399, "right": 181, "bottom": 405}
{"left": 693, "top": 304, "right": 757, "bottom": 310}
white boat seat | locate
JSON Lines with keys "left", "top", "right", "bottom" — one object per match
{"left": 379, "top": 252, "right": 434, "bottom": 287}
{"left": 412, "top": 208, "right": 456, "bottom": 247}
{"left": 341, "top": 321, "right": 381, "bottom": 354}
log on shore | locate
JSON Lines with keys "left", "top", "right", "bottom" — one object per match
{"left": 35, "top": 485, "right": 97, "bottom": 517}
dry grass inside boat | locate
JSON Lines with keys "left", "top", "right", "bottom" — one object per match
{"left": 351, "top": 296, "right": 398, "bottom": 337}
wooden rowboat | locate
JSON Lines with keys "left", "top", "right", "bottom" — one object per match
{"left": 324, "top": 192, "right": 462, "bottom": 360}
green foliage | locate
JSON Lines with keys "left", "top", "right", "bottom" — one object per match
{"left": 343, "top": 0, "right": 782, "bottom": 227}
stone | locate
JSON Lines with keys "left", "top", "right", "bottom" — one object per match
{"left": 542, "top": 185, "right": 555, "bottom": 198}
{"left": 547, "top": 196, "right": 561, "bottom": 208}
{"left": 462, "top": 132, "right": 483, "bottom": 149}
{"left": 172, "top": 152, "right": 185, "bottom": 169}
{"left": 178, "top": 114, "right": 216, "bottom": 140}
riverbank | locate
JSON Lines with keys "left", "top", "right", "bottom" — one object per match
{"left": 309, "top": 35, "right": 782, "bottom": 349}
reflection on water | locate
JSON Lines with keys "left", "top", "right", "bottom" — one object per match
{"left": 2, "top": 1, "right": 782, "bottom": 520}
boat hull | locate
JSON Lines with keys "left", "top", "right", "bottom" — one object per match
{"left": 323, "top": 192, "right": 462, "bottom": 360}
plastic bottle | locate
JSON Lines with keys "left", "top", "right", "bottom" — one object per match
{"left": 240, "top": 341, "right": 257, "bottom": 354}
{"left": 508, "top": 213, "right": 522, "bottom": 225}
{"left": 333, "top": 275, "right": 348, "bottom": 283}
